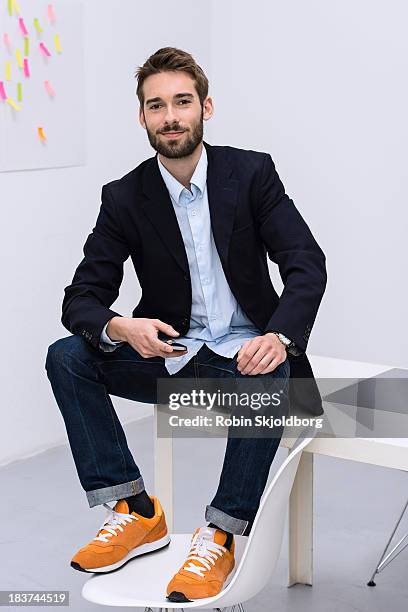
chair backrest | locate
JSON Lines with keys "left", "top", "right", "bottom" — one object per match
{"left": 213, "top": 427, "right": 316, "bottom": 608}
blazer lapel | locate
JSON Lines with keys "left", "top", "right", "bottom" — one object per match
{"left": 141, "top": 155, "right": 189, "bottom": 274}
{"left": 140, "top": 140, "right": 239, "bottom": 274}
{"left": 204, "top": 141, "right": 239, "bottom": 270}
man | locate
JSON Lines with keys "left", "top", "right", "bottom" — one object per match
{"left": 45, "top": 47, "right": 327, "bottom": 602}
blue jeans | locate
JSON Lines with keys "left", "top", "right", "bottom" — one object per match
{"left": 45, "top": 336, "right": 289, "bottom": 536}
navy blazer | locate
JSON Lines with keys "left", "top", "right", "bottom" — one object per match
{"left": 62, "top": 141, "right": 327, "bottom": 416}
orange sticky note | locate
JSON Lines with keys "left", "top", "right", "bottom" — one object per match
{"left": 38, "top": 127, "right": 47, "bottom": 141}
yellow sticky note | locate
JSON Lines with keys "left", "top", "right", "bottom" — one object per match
{"left": 54, "top": 34, "right": 62, "bottom": 53}
{"left": 5, "top": 61, "right": 11, "bottom": 81}
{"left": 12, "top": 0, "right": 20, "bottom": 15}
{"left": 17, "top": 82, "right": 22, "bottom": 102}
{"left": 16, "top": 49, "right": 23, "bottom": 68}
{"left": 7, "top": 97, "right": 21, "bottom": 111}
{"left": 24, "top": 37, "right": 29, "bottom": 56}
{"left": 33, "top": 18, "right": 43, "bottom": 34}
{"left": 7, "top": 0, "right": 13, "bottom": 17}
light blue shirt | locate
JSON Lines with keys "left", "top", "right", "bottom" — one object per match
{"left": 100, "top": 144, "right": 262, "bottom": 374}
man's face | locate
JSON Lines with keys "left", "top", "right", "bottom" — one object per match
{"left": 139, "top": 71, "right": 213, "bottom": 159}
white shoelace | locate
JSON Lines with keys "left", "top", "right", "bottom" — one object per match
{"left": 93, "top": 503, "right": 139, "bottom": 543}
{"left": 183, "top": 531, "right": 227, "bottom": 578}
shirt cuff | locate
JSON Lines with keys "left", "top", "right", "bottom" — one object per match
{"left": 99, "top": 322, "right": 125, "bottom": 351}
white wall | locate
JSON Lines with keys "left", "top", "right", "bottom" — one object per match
{"left": 2, "top": 0, "right": 407, "bottom": 465}
{"left": 0, "top": 0, "right": 212, "bottom": 465}
{"left": 208, "top": 0, "right": 408, "bottom": 367}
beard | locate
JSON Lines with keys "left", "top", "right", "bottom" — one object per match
{"left": 145, "top": 109, "right": 204, "bottom": 159}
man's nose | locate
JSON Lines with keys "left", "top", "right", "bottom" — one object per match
{"left": 163, "top": 105, "right": 179, "bottom": 125}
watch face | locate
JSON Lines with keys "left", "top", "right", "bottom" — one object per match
{"left": 279, "top": 334, "right": 291, "bottom": 346}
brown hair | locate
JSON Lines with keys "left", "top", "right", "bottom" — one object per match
{"left": 135, "top": 47, "right": 209, "bottom": 108}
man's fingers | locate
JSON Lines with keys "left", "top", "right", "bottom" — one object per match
{"left": 152, "top": 338, "right": 177, "bottom": 355}
{"left": 153, "top": 319, "right": 180, "bottom": 337}
{"left": 238, "top": 340, "right": 265, "bottom": 371}
{"left": 239, "top": 347, "right": 270, "bottom": 374}
{"left": 258, "top": 356, "right": 283, "bottom": 375}
{"left": 237, "top": 339, "right": 262, "bottom": 369}
{"left": 237, "top": 340, "right": 252, "bottom": 361}
{"left": 244, "top": 352, "right": 275, "bottom": 375}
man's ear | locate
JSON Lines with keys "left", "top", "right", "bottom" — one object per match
{"left": 203, "top": 96, "right": 214, "bottom": 121}
{"left": 139, "top": 107, "right": 146, "bottom": 129}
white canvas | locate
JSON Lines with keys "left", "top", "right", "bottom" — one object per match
{"left": 0, "top": 0, "right": 85, "bottom": 171}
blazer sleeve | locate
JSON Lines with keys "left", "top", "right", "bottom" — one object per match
{"left": 255, "top": 153, "right": 327, "bottom": 352}
{"left": 61, "top": 184, "right": 130, "bottom": 350}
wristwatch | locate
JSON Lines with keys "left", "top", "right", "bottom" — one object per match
{"left": 266, "top": 331, "right": 302, "bottom": 356}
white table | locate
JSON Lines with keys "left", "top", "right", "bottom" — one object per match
{"left": 153, "top": 355, "right": 408, "bottom": 588}
{"left": 284, "top": 355, "right": 408, "bottom": 587}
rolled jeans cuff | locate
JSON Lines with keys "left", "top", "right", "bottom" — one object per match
{"left": 205, "top": 504, "right": 249, "bottom": 536}
{"left": 86, "top": 476, "right": 145, "bottom": 508}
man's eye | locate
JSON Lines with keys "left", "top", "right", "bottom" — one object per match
{"left": 149, "top": 100, "right": 190, "bottom": 110}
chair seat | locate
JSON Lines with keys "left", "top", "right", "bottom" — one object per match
{"left": 82, "top": 533, "right": 248, "bottom": 609}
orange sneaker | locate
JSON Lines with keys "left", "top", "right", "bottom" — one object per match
{"left": 71, "top": 496, "right": 169, "bottom": 573}
{"left": 166, "top": 526, "right": 235, "bottom": 602}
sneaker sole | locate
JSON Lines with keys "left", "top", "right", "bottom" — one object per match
{"left": 166, "top": 563, "right": 236, "bottom": 603}
{"left": 71, "top": 533, "right": 171, "bottom": 574}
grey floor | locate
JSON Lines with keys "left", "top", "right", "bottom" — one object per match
{"left": 2, "top": 415, "right": 408, "bottom": 612}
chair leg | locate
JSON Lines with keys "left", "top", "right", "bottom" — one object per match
{"left": 144, "top": 608, "right": 187, "bottom": 612}
{"left": 288, "top": 450, "right": 313, "bottom": 586}
{"left": 154, "top": 404, "right": 174, "bottom": 532}
{"left": 213, "top": 605, "right": 245, "bottom": 612}
{"left": 367, "top": 497, "right": 408, "bottom": 586}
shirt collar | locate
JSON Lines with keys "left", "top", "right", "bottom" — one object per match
{"left": 157, "top": 144, "right": 207, "bottom": 204}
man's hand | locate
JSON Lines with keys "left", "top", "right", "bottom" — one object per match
{"left": 237, "top": 333, "right": 286, "bottom": 375}
{"left": 107, "top": 317, "right": 188, "bottom": 358}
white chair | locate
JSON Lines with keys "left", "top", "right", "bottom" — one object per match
{"left": 82, "top": 426, "right": 316, "bottom": 611}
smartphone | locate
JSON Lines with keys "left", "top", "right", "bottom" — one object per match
{"left": 158, "top": 332, "right": 187, "bottom": 352}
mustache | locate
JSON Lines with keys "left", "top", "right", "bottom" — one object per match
{"left": 159, "top": 126, "right": 187, "bottom": 134}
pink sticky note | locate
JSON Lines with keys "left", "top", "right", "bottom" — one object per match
{"left": 3, "top": 33, "right": 11, "bottom": 48}
{"left": 44, "top": 80, "right": 56, "bottom": 97}
{"left": 19, "top": 17, "right": 28, "bottom": 36}
{"left": 23, "top": 57, "right": 30, "bottom": 77}
{"left": 39, "top": 42, "right": 51, "bottom": 57}
{"left": 0, "top": 81, "right": 7, "bottom": 101}
{"left": 47, "top": 4, "right": 56, "bottom": 24}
